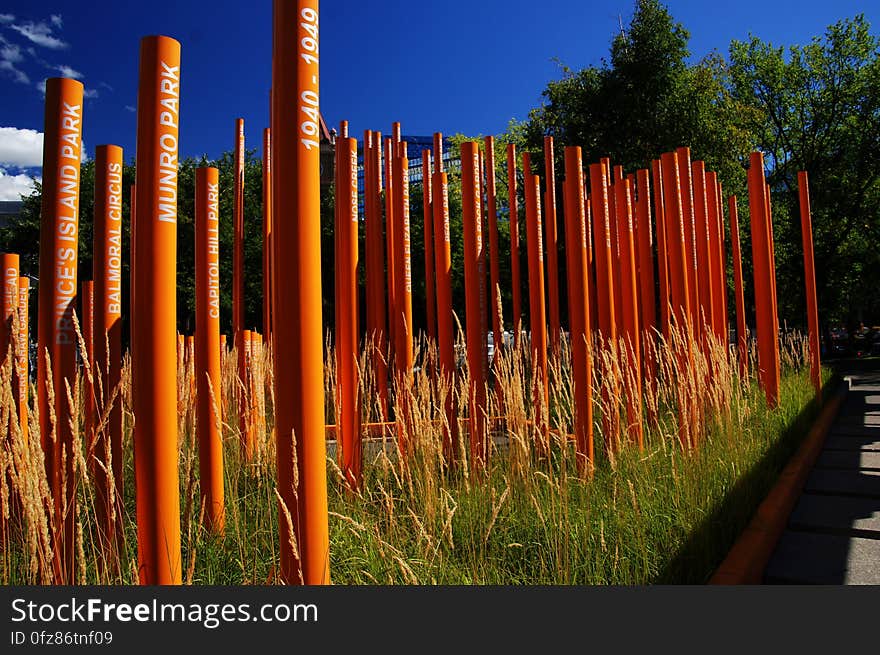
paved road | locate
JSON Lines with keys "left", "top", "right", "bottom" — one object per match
{"left": 765, "top": 363, "right": 880, "bottom": 584}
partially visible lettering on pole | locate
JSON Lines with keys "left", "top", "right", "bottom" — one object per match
{"left": 157, "top": 60, "right": 180, "bottom": 224}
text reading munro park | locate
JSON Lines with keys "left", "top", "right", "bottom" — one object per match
{"left": 1, "top": 0, "right": 879, "bottom": 648}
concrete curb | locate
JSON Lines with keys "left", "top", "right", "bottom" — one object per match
{"left": 709, "top": 386, "right": 845, "bottom": 584}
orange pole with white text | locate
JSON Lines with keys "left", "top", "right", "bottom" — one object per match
{"left": 461, "top": 142, "right": 488, "bottom": 466}
{"left": 17, "top": 276, "right": 29, "bottom": 444}
{"left": 422, "top": 149, "right": 436, "bottom": 342}
{"left": 335, "top": 137, "right": 361, "bottom": 486}
{"left": 195, "top": 166, "right": 224, "bottom": 531}
{"left": 233, "top": 118, "right": 252, "bottom": 457}
{"left": 748, "top": 153, "right": 780, "bottom": 407}
{"left": 2, "top": 253, "right": 19, "bottom": 435}
{"left": 485, "top": 136, "right": 503, "bottom": 352}
{"left": 271, "top": 0, "right": 330, "bottom": 584}
{"left": 543, "top": 136, "right": 560, "bottom": 354}
{"left": 507, "top": 144, "right": 522, "bottom": 344}
{"left": 563, "top": 147, "right": 593, "bottom": 470}
{"left": 798, "top": 171, "right": 821, "bottom": 397}
{"left": 36, "top": 78, "right": 83, "bottom": 583}
{"left": 132, "top": 36, "right": 182, "bottom": 585}
{"left": 394, "top": 141, "right": 414, "bottom": 379}
{"left": 93, "top": 144, "right": 124, "bottom": 550}
{"left": 384, "top": 136, "right": 397, "bottom": 352}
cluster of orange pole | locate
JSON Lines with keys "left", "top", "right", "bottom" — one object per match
{"left": 6, "top": 0, "right": 830, "bottom": 590}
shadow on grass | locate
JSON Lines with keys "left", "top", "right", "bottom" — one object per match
{"left": 655, "top": 373, "right": 843, "bottom": 584}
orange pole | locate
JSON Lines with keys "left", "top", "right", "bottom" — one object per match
{"left": 335, "top": 137, "right": 361, "bottom": 487}
{"left": 82, "top": 280, "right": 95, "bottom": 468}
{"left": 36, "top": 78, "right": 83, "bottom": 583}
{"left": 651, "top": 160, "right": 670, "bottom": 340}
{"left": 132, "top": 36, "right": 182, "bottom": 584}
{"left": 524, "top": 156, "right": 549, "bottom": 437}
{"left": 262, "top": 128, "right": 272, "bottom": 342}
{"left": 635, "top": 170, "right": 656, "bottom": 337}
{"left": 432, "top": 134, "right": 456, "bottom": 461}
{"left": 676, "top": 148, "right": 699, "bottom": 333}
{"left": 485, "top": 136, "right": 503, "bottom": 352}
{"left": 705, "top": 171, "right": 726, "bottom": 345}
{"left": 364, "top": 130, "right": 389, "bottom": 420}
{"left": 748, "top": 153, "right": 780, "bottom": 407}
{"left": 563, "top": 147, "right": 593, "bottom": 470}
{"left": 729, "top": 195, "right": 748, "bottom": 377}
{"left": 393, "top": 141, "right": 414, "bottom": 379}
{"left": 17, "top": 276, "right": 29, "bottom": 444}
{"left": 507, "top": 144, "right": 522, "bottom": 345}
{"left": 271, "top": 0, "right": 330, "bottom": 584}
{"left": 93, "top": 144, "right": 124, "bottom": 549}
{"left": 660, "top": 151, "right": 693, "bottom": 448}
{"left": 798, "top": 171, "right": 821, "bottom": 397}
{"left": 588, "top": 163, "right": 617, "bottom": 341}
{"left": 195, "top": 166, "right": 224, "bottom": 532}
{"left": 713, "top": 178, "right": 730, "bottom": 344}
{"left": 615, "top": 180, "right": 644, "bottom": 449}
{"left": 233, "top": 117, "right": 251, "bottom": 457}
{"left": 691, "top": 161, "right": 714, "bottom": 342}
{"left": 384, "top": 136, "right": 397, "bottom": 353}
{"left": 461, "top": 142, "right": 488, "bottom": 466}
{"left": 543, "top": 136, "right": 560, "bottom": 354}
{"left": 2, "top": 253, "right": 19, "bottom": 435}
{"left": 422, "top": 149, "right": 436, "bottom": 342}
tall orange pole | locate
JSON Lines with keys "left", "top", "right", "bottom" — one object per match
{"left": 384, "top": 136, "right": 397, "bottom": 352}
{"left": 729, "top": 195, "right": 748, "bottom": 377}
{"left": 635, "top": 170, "right": 656, "bottom": 338}
{"left": 691, "top": 161, "right": 714, "bottom": 341}
{"left": 195, "top": 166, "right": 224, "bottom": 532}
{"left": 798, "top": 171, "right": 821, "bottom": 397}
{"left": 432, "top": 134, "right": 456, "bottom": 460}
{"left": 132, "top": 36, "right": 182, "bottom": 585}
{"left": 335, "top": 137, "right": 361, "bottom": 487}
{"left": 615, "top": 180, "right": 643, "bottom": 449}
{"left": 713, "top": 178, "right": 730, "bottom": 343}
{"left": 543, "top": 136, "right": 560, "bottom": 354}
{"left": 588, "top": 163, "right": 617, "bottom": 342}
{"left": 706, "top": 171, "right": 726, "bottom": 345}
{"left": 364, "top": 130, "right": 389, "bottom": 420}
{"left": 93, "top": 144, "right": 124, "bottom": 549}
{"left": 748, "top": 153, "right": 780, "bottom": 407}
{"left": 676, "top": 147, "right": 699, "bottom": 332}
{"left": 507, "top": 144, "right": 522, "bottom": 345}
{"left": 233, "top": 118, "right": 252, "bottom": 457}
{"left": 81, "top": 280, "right": 95, "bottom": 467}
{"left": 36, "top": 78, "right": 83, "bottom": 583}
{"left": 485, "top": 137, "right": 503, "bottom": 353}
{"left": 271, "top": 0, "right": 330, "bottom": 584}
{"left": 461, "top": 142, "right": 488, "bottom": 466}
{"left": 262, "top": 128, "right": 272, "bottom": 342}
{"left": 2, "top": 253, "right": 19, "bottom": 425}
{"left": 651, "top": 159, "right": 670, "bottom": 339}
{"left": 393, "top": 141, "right": 414, "bottom": 382}
{"left": 524, "top": 156, "right": 549, "bottom": 436}
{"left": 661, "top": 151, "right": 694, "bottom": 449}
{"left": 563, "top": 147, "right": 593, "bottom": 471}
{"left": 422, "top": 149, "right": 436, "bottom": 342}
{"left": 17, "top": 276, "right": 29, "bottom": 444}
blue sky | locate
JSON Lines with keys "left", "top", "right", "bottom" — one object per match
{"left": 0, "top": 0, "right": 876, "bottom": 200}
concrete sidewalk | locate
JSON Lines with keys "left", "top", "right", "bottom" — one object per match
{"left": 765, "top": 366, "right": 880, "bottom": 584}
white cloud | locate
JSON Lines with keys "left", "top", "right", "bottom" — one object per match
{"left": 35, "top": 79, "right": 45, "bottom": 95}
{"left": 83, "top": 88, "right": 98, "bottom": 99}
{"left": 50, "top": 15, "right": 62, "bottom": 29}
{"left": 0, "top": 167, "right": 39, "bottom": 201}
{"left": 0, "top": 127, "right": 43, "bottom": 168}
{"left": 0, "top": 35, "right": 29, "bottom": 84}
{"left": 0, "top": 14, "right": 15, "bottom": 24}
{"left": 125, "top": 105, "right": 136, "bottom": 113}
{"left": 9, "top": 21, "right": 68, "bottom": 50}
{"left": 55, "top": 64, "right": 82, "bottom": 79}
